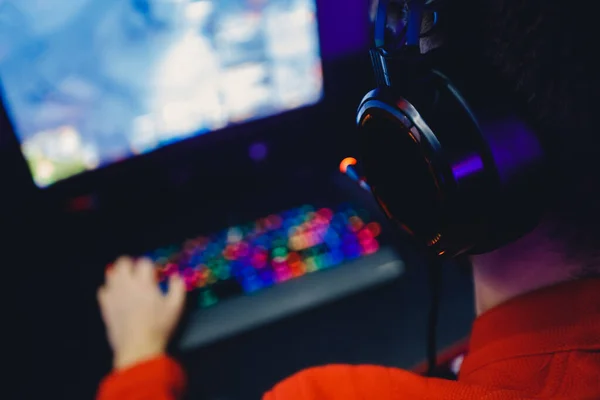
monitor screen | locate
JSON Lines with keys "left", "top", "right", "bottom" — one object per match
{"left": 0, "top": 0, "right": 323, "bottom": 187}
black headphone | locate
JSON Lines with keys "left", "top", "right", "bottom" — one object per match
{"left": 356, "top": 0, "right": 548, "bottom": 258}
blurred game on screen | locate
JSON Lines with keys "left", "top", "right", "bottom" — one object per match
{"left": 0, "top": 0, "right": 323, "bottom": 187}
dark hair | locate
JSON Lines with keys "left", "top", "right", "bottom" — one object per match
{"left": 421, "top": 0, "right": 599, "bottom": 267}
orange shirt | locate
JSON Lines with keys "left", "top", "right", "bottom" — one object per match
{"left": 97, "top": 278, "right": 600, "bottom": 400}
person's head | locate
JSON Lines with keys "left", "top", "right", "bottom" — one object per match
{"left": 367, "top": 0, "right": 597, "bottom": 311}
{"left": 413, "top": 0, "right": 598, "bottom": 309}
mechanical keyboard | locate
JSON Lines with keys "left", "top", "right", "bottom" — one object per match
{"left": 131, "top": 202, "right": 404, "bottom": 348}
{"left": 147, "top": 204, "right": 384, "bottom": 307}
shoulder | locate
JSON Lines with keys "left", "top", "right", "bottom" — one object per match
{"left": 263, "top": 364, "right": 432, "bottom": 400}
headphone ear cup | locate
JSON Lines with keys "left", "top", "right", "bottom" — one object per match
{"left": 357, "top": 68, "right": 503, "bottom": 256}
{"left": 357, "top": 79, "right": 449, "bottom": 250}
{"left": 358, "top": 64, "right": 546, "bottom": 256}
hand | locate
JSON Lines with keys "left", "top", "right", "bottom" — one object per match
{"left": 98, "top": 256, "right": 186, "bottom": 370}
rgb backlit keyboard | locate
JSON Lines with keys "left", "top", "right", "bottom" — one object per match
{"left": 145, "top": 204, "right": 383, "bottom": 308}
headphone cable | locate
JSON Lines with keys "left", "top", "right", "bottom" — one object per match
{"left": 426, "top": 254, "right": 443, "bottom": 377}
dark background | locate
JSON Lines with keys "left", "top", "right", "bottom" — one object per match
{"left": 1, "top": 1, "right": 475, "bottom": 399}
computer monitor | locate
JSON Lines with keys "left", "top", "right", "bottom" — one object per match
{"left": 0, "top": 0, "right": 324, "bottom": 188}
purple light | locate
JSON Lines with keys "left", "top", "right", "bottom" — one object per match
{"left": 451, "top": 154, "right": 485, "bottom": 181}
{"left": 259, "top": 269, "right": 275, "bottom": 286}
{"left": 318, "top": 0, "right": 370, "bottom": 59}
{"left": 484, "top": 117, "right": 544, "bottom": 185}
{"left": 342, "top": 243, "right": 361, "bottom": 258}
{"left": 249, "top": 142, "right": 268, "bottom": 161}
{"left": 451, "top": 116, "right": 543, "bottom": 184}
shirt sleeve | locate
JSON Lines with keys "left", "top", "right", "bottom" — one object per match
{"left": 96, "top": 355, "right": 186, "bottom": 400}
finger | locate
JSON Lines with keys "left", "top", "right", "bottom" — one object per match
{"left": 135, "top": 258, "right": 157, "bottom": 283}
{"left": 166, "top": 274, "right": 187, "bottom": 314}
{"left": 97, "top": 285, "right": 106, "bottom": 306}
{"left": 108, "top": 256, "right": 134, "bottom": 286}
{"left": 97, "top": 286, "right": 109, "bottom": 321}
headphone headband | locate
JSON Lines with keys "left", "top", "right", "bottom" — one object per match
{"left": 405, "top": 0, "right": 424, "bottom": 46}
{"left": 373, "top": 0, "right": 389, "bottom": 48}
{"left": 373, "top": 0, "right": 429, "bottom": 51}
{"left": 371, "top": 0, "right": 437, "bottom": 88}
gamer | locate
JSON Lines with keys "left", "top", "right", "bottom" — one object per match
{"left": 95, "top": 0, "right": 599, "bottom": 398}
{"left": 98, "top": 0, "right": 600, "bottom": 397}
